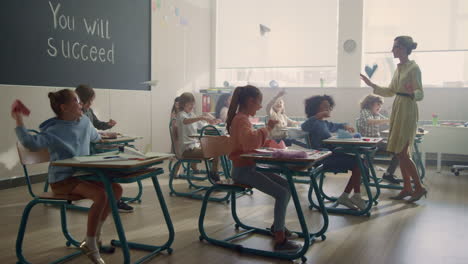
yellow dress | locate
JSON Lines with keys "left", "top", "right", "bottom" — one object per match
{"left": 373, "top": 60, "right": 424, "bottom": 154}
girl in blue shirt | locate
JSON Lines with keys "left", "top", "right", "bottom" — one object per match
{"left": 12, "top": 89, "right": 121, "bottom": 264}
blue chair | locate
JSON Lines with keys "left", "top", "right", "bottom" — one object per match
{"left": 15, "top": 141, "right": 85, "bottom": 264}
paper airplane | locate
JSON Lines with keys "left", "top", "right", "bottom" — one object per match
{"left": 259, "top": 24, "right": 271, "bottom": 36}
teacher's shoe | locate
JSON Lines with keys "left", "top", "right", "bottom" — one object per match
{"left": 389, "top": 190, "right": 413, "bottom": 200}
{"left": 407, "top": 188, "right": 427, "bottom": 203}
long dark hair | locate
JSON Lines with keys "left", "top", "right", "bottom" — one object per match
{"left": 304, "top": 95, "right": 335, "bottom": 118}
{"left": 171, "top": 96, "right": 180, "bottom": 115}
{"left": 178, "top": 92, "right": 195, "bottom": 111}
{"left": 75, "top": 84, "right": 95, "bottom": 105}
{"left": 215, "top": 93, "right": 231, "bottom": 119}
{"left": 226, "top": 85, "right": 261, "bottom": 133}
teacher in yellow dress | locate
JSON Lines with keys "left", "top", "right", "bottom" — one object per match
{"left": 360, "top": 36, "right": 427, "bottom": 202}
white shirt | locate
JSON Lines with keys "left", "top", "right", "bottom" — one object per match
{"left": 219, "top": 107, "right": 229, "bottom": 122}
{"left": 176, "top": 111, "right": 205, "bottom": 154}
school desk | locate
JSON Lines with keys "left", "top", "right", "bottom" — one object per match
{"left": 318, "top": 137, "right": 383, "bottom": 216}
{"left": 198, "top": 150, "right": 331, "bottom": 263}
{"left": 52, "top": 153, "right": 175, "bottom": 264}
{"left": 91, "top": 135, "right": 139, "bottom": 154}
{"left": 422, "top": 125, "right": 468, "bottom": 173}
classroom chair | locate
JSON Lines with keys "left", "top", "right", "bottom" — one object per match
{"left": 198, "top": 135, "right": 323, "bottom": 262}
{"left": 168, "top": 119, "right": 230, "bottom": 202}
{"left": 303, "top": 133, "right": 381, "bottom": 216}
{"left": 15, "top": 141, "right": 85, "bottom": 263}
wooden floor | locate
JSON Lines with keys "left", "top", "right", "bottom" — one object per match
{"left": 1, "top": 162, "right": 468, "bottom": 264}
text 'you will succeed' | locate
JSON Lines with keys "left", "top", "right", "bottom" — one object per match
{"left": 46, "top": 1, "right": 115, "bottom": 64}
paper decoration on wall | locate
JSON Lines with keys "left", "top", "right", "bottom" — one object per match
{"left": 175, "top": 7, "right": 180, "bottom": 16}
{"left": 259, "top": 24, "right": 271, "bottom": 36}
{"left": 365, "top": 64, "right": 378, "bottom": 78}
{"left": 156, "top": 0, "right": 161, "bottom": 9}
{"left": 269, "top": 80, "right": 279, "bottom": 88}
{"left": 152, "top": 0, "right": 157, "bottom": 11}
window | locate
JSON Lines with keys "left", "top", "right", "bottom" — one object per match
{"left": 363, "top": 0, "right": 468, "bottom": 88}
{"left": 215, "top": 0, "right": 338, "bottom": 88}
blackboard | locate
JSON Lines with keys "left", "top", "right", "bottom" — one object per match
{"left": 0, "top": 0, "right": 151, "bottom": 91}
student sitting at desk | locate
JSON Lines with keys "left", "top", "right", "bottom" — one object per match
{"left": 176, "top": 92, "right": 221, "bottom": 181}
{"left": 266, "top": 90, "right": 300, "bottom": 146}
{"left": 12, "top": 89, "right": 123, "bottom": 264}
{"left": 227, "top": 85, "right": 300, "bottom": 253}
{"left": 75, "top": 84, "right": 134, "bottom": 213}
{"left": 302, "top": 95, "right": 367, "bottom": 210}
{"left": 214, "top": 93, "right": 231, "bottom": 123}
{"left": 357, "top": 94, "right": 400, "bottom": 184}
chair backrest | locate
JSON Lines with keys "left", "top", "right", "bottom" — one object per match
{"left": 199, "top": 125, "right": 223, "bottom": 137}
{"left": 169, "top": 118, "right": 183, "bottom": 159}
{"left": 200, "top": 135, "right": 232, "bottom": 159}
{"left": 16, "top": 142, "right": 50, "bottom": 165}
{"left": 16, "top": 137, "right": 50, "bottom": 198}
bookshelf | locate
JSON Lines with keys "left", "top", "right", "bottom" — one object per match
{"left": 199, "top": 88, "right": 233, "bottom": 113}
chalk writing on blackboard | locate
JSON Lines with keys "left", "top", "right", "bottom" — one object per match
{"left": 47, "top": 1, "right": 115, "bottom": 64}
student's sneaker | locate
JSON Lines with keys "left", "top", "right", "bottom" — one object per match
{"left": 117, "top": 200, "right": 134, "bottom": 213}
{"left": 208, "top": 172, "right": 220, "bottom": 183}
{"left": 382, "top": 173, "right": 400, "bottom": 184}
{"left": 349, "top": 194, "right": 367, "bottom": 211}
{"left": 269, "top": 225, "right": 299, "bottom": 239}
{"left": 335, "top": 193, "right": 357, "bottom": 210}
{"left": 274, "top": 239, "right": 302, "bottom": 253}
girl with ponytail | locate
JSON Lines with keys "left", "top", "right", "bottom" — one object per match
{"left": 12, "top": 89, "right": 122, "bottom": 264}
{"left": 227, "top": 85, "right": 301, "bottom": 253}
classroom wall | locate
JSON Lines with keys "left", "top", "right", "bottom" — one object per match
{"left": 0, "top": 0, "right": 213, "bottom": 181}
{"left": 1, "top": 0, "right": 467, "bottom": 182}
{"left": 258, "top": 87, "right": 468, "bottom": 126}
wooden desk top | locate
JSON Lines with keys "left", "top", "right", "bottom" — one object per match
{"left": 381, "top": 130, "right": 428, "bottom": 136}
{"left": 51, "top": 153, "right": 173, "bottom": 169}
{"left": 279, "top": 126, "right": 301, "bottom": 131}
{"left": 323, "top": 137, "right": 383, "bottom": 145}
{"left": 241, "top": 150, "right": 331, "bottom": 164}
{"left": 97, "top": 136, "right": 139, "bottom": 144}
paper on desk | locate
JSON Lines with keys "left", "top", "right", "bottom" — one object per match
{"left": 327, "top": 136, "right": 361, "bottom": 141}
{"left": 73, "top": 153, "right": 165, "bottom": 163}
